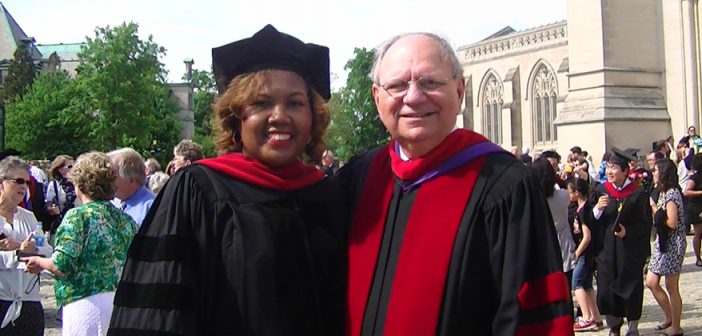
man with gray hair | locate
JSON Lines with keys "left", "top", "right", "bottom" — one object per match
{"left": 144, "top": 158, "right": 162, "bottom": 187}
{"left": 339, "top": 33, "right": 571, "bottom": 335}
{"left": 108, "top": 148, "right": 155, "bottom": 228}
{"left": 144, "top": 158, "right": 161, "bottom": 176}
{"left": 172, "top": 139, "right": 204, "bottom": 173}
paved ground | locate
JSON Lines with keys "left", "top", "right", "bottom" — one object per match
{"left": 41, "top": 273, "right": 59, "bottom": 336}
{"left": 38, "top": 236, "right": 702, "bottom": 335}
{"left": 587, "top": 236, "right": 702, "bottom": 336}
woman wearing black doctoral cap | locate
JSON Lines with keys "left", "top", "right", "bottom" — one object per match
{"left": 107, "top": 25, "right": 346, "bottom": 335}
{"left": 591, "top": 147, "right": 652, "bottom": 336}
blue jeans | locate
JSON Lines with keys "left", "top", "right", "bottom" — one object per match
{"left": 571, "top": 256, "right": 594, "bottom": 290}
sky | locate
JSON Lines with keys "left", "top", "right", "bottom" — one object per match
{"left": 6, "top": 0, "right": 566, "bottom": 90}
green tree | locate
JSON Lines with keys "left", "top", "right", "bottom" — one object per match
{"left": 1, "top": 43, "right": 37, "bottom": 102}
{"left": 6, "top": 71, "right": 92, "bottom": 158}
{"left": 75, "top": 22, "right": 180, "bottom": 155}
{"left": 190, "top": 69, "right": 216, "bottom": 93}
{"left": 326, "top": 48, "right": 388, "bottom": 162}
{"left": 144, "top": 87, "right": 182, "bottom": 165}
{"left": 189, "top": 69, "right": 217, "bottom": 157}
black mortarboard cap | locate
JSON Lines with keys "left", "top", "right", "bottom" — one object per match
{"left": 212, "top": 24, "right": 331, "bottom": 100}
{"left": 624, "top": 148, "right": 640, "bottom": 157}
{"left": 608, "top": 147, "right": 638, "bottom": 168}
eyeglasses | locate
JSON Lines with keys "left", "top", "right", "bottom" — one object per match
{"left": 4, "top": 178, "right": 31, "bottom": 186}
{"left": 379, "top": 77, "right": 450, "bottom": 98}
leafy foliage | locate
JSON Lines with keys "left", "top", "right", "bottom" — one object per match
{"left": 325, "top": 48, "right": 388, "bottom": 162}
{"left": 143, "top": 87, "right": 182, "bottom": 165}
{"left": 75, "top": 22, "right": 180, "bottom": 156}
{"left": 4, "top": 22, "right": 182, "bottom": 162}
{"left": 190, "top": 69, "right": 216, "bottom": 93}
{"left": 1, "top": 43, "right": 37, "bottom": 102}
{"left": 188, "top": 69, "right": 217, "bottom": 157}
{"left": 6, "top": 71, "right": 92, "bottom": 158}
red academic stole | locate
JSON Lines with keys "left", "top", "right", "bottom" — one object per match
{"left": 197, "top": 153, "right": 324, "bottom": 191}
{"left": 603, "top": 180, "right": 640, "bottom": 200}
{"left": 346, "top": 130, "right": 491, "bottom": 336}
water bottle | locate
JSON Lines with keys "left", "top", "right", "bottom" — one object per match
{"left": 33, "top": 226, "right": 45, "bottom": 247}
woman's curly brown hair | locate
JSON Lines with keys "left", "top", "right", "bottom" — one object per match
{"left": 68, "top": 152, "right": 117, "bottom": 201}
{"left": 211, "top": 69, "right": 330, "bottom": 165}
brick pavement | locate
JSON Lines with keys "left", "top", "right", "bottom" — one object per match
{"left": 38, "top": 236, "right": 702, "bottom": 335}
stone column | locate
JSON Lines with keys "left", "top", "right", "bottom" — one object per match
{"left": 184, "top": 58, "right": 194, "bottom": 83}
{"left": 556, "top": 0, "right": 669, "bottom": 163}
{"left": 682, "top": 0, "right": 700, "bottom": 129}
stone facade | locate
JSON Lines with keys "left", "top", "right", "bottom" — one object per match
{"left": 170, "top": 82, "right": 195, "bottom": 140}
{"left": 459, "top": 0, "right": 702, "bottom": 165}
{"left": 458, "top": 21, "right": 569, "bottom": 154}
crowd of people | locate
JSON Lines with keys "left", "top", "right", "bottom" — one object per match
{"left": 0, "top": 138, "right": 203, "bottom": 335}
{"left": 518, "top": 134, "right": 701, "bottom": 336}
{"left": 0, "top": 23, "right": 697, "bottom": 336}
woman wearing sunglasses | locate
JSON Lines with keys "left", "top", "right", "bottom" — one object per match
{"left": 0, "top": 156, "right": 53, "bottom": 335}
{"left": 45, "top": 155, "right": 79, "bottom": 242}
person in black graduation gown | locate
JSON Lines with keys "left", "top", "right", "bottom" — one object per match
{"left": 591, "top": 148, "right": 652, "bottom": 336}
{"left": 107, "top": 25, "right": 346, "bottom": 336}
{"left": 339, "top": 33, "right": 572, "bottom": 336}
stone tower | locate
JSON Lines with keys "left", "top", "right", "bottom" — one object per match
{"left": 556, "top": 0, "right": 669, "bottom": 161}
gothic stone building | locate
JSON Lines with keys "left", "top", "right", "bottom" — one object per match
{"left": 458, "top": 0, "right": 701, "bottom": 164}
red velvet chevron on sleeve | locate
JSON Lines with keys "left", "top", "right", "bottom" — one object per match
{"left": 517, "top": 272, "right": 569, "bottom": 309}
{"left": 517, "top": 272, "right": 574, "bottom": 336}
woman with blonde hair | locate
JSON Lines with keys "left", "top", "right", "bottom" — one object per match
{"left": 24, "top": 152, "right": 137, "bottom": 336}
{"left": 108, "top": 25, "right": 345, "bottom": 335}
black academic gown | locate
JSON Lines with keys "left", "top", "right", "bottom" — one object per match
{"left": 593, "top": 182, "right": 652, "bottom": 321}
{"left": 340, "top": 149, "right": 570, "bottom": 336}
{"left": 107, "top": 165, "right": 346, "bottom": 336}
{"left": 30, "top": 180, "right": 50, "bottom": 226}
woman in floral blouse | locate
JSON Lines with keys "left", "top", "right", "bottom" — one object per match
{"left": 24, "top": 152, "right": 137, "bottom": 336}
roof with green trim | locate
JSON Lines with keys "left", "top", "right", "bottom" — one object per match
{"left": 36, "top": 43, "right": 83, "bottom": 54}
{"left": 36, "top": 43, "right": 84, "bottom": 61}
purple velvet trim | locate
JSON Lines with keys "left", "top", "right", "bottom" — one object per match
{"left": 398, "top": 141, "right": 506, "bottom": 192}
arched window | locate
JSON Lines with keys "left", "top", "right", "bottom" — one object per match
{"left": 481, "top": 73, "right": 503, "bottom": 143}
{"left": 532, "top": 63, "right": 558, "bottom": 144}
